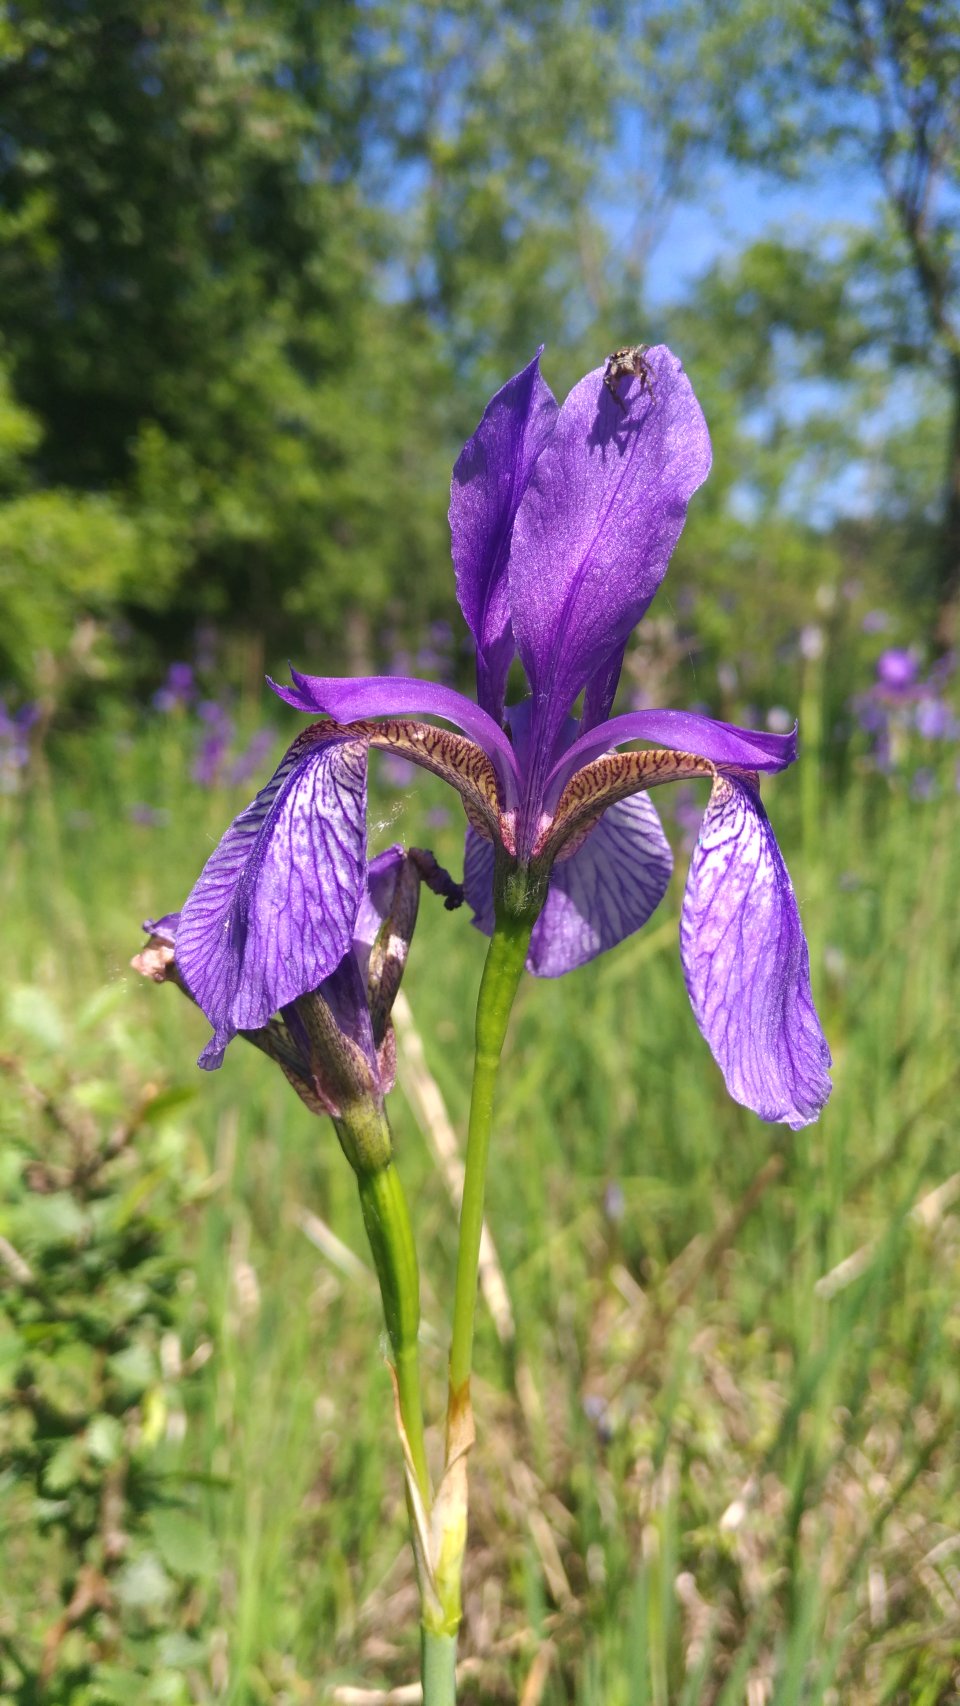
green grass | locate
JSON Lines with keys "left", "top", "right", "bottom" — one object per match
{"left": 2, "top": 708, "right": 959, "bottom": 1703}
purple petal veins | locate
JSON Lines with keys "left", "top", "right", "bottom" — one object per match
{"left": 450, "top": 349, "right": 558, "bottom": 721}
{"left": 464, "top": 791, "right": 673, "bottom": 976}
{"left": 680, "top": 775, "right": 831, "bottom": 1128}
{"left": 507, "top": 347, "right": 712, "bottom": 765}
{"left": 176, "top": 730, "right": 368, "bottom": 1068}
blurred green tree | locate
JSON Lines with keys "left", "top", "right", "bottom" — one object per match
{"left": 0, "top": 0, "right": 640, "bottom": 699}
{"left": 643, "top": 0, "right": 960, "bottom": 627}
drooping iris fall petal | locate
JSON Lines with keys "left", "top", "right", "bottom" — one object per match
{"left": 679, "top": 775, "right": 831, "bottom": 1128}
{"left": 176, "top": 729, "right": 368, "bottom": 1068}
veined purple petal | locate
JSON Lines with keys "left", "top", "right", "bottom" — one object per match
{"left": 680, "top": 776, "right": 831, "bottom": 1128}
{"left": 450, "top": 349, "right": 558, "bottom": 721}
{"left": 508, "top": 347, "right": 711, "bottom": 764}
{"left": 176, "top": 730, "right": 368, "bottom": 1069}
{"left": 353, "top": 844, "right": 407, "bottom": 971}
{"left": 316, "top": 948, "right": 378, "bottom": 1069}
{"left": 464, "top": 792, "right": 672, "bottom": 976}
{"left": 580, "top": 640, "right": 628, "bottom": 734}
{"left": 549, "top": 709, "right": 797, "bottom": 800}
{"left": 463, "top": 831, "right": 496, "bottom": 938}
{"left": 269, "top": 668, "right": 520, "bottom": 791}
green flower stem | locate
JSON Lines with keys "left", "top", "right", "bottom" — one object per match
{"left": 423, "top": 902, "right": 537, "bottom": 1688}
{"left": 338, "top": 1104, "right": 429, "bottom": 1506}
{"left": 449, "top": 909, "right": 535, "bottom": 1394}
{"left": 421, "top": 1629, "right": 458, "bottom": 1706}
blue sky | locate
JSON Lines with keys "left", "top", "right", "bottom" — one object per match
{"left": 643, "top": 160, "right": 882, "bottom": 306}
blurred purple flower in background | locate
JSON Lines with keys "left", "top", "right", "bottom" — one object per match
{"left": 379, "top": 752, "right": 418, "bottom": 789}
{"left": 192, "top": 701, "right": 234, "bottom": 787}
{"left": 915, "top": 697, "right": 959, "bottom": 741}
{"left": 850, "top": 644, "right": 958, "bottom": 782}
{"left": 228, "top": 728, "right": 276, "bottom": 788}
{"left": 875, "top": 648, "right": 918, "bottom": 692}
{"left": 861, "top": 609, "right": 891, "bottom": 634}
{"left": 152, "top": 661, "right": 196, "bottom": 714}
{"left": 0, "top": 697, "right": 38, "bottom": 793}
{"left": 910, "top": 768, "right": 938, "bottom": 802}
{"left": 128, "top": 803, "right": 170, "bottom": 828}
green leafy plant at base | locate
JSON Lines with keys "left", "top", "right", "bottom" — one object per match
{"left": 0, "top": 989, "right": 218, "bottom": 1702}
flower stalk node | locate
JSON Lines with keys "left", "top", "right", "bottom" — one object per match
{"left": 492, "top": 850, "right": 551, "bottom": 928}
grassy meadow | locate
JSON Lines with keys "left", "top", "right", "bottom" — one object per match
{"left": 2, "top": 685, "right": 959, "bottom": 1705}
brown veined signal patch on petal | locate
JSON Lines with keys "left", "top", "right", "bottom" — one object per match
{"left": 302, "top": 716, "right": 503, "bottom": 842}
{"left": 540, "top": 747, "right": 718, "bottom": 864}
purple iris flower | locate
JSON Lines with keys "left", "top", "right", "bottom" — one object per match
{"left": 177, "top": 346, "right": 831, "bottom": 1128}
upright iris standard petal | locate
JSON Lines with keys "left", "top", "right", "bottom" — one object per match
{"left": 679, "top": 775, "right": 832, "bottom": 1128}
{"left": 449, "top": 349, "right": 558, "bottom": 720}
{"left": 579, "top": 640, "right": 628, "bottom": 735}
{"left": 464, "top": 791, "right": 673, "bottom": 976}
{"left": 507, "top": 346, "right": 712, "bottom": 762}
{"left": 176, "top": 729, "right": 368, "bottom": 1069}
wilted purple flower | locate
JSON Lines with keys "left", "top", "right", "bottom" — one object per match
{"left": 176, "top": 347, "right": 831, "bottom": 1128}
{"left": 136, "top": 848, "right": 462, "bottom": 1099}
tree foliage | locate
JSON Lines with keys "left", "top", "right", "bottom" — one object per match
{"left": 0, "top": 0, "right": 956, "bottom": 704}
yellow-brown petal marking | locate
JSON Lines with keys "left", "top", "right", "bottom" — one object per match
{"left": 304, "top": 717, "right": 503, "bottom": 842}
{"left": 540, "top": 748, "right": 718, "bottom": 862}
